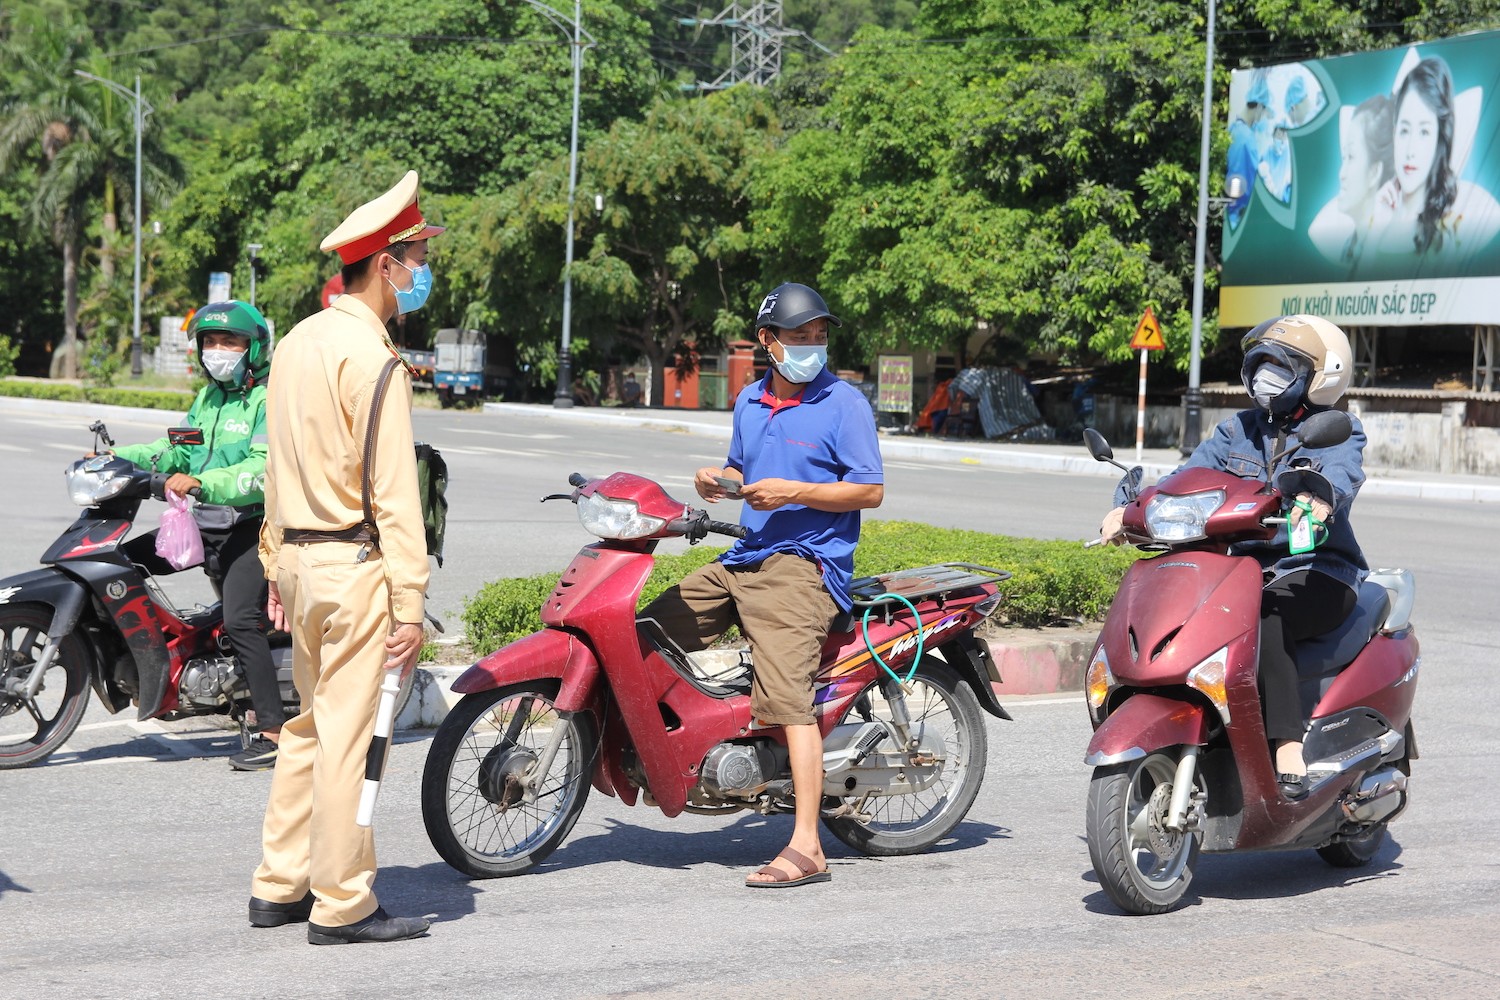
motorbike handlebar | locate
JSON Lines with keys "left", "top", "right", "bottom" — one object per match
{"left": 568, "top": 472, "right": 588, "bottom": 488}
{"left": 708, "top": 520, "right": 747, "bottom": 539}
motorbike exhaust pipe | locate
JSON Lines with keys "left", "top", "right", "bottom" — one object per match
{"left": 1341, "top": 767, "right": 1408, "bottom": 825}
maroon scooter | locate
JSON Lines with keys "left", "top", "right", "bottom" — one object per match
{"left": 1079, "top": 411, "right": 1418, "bottom": 914}
{"left": 421, "top": 470, "right": 1012, "bottom": 878}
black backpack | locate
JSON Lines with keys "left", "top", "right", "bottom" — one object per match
{"left": 415, "top": 441, "right": 448, "bottom": 567}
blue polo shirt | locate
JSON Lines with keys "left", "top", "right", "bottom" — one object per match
{"left": 720, "top": 367, "right": 884, "bottom": 611}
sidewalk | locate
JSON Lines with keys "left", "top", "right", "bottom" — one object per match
{"left": 485, "top": 400, "right": 1500, "bottom": 503}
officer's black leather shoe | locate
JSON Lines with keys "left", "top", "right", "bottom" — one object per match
{"left": 307, "top": 907, "right": 430, "bottom": 945}
{"left": 248, "top": 892, "right": 314, "bottom": 928}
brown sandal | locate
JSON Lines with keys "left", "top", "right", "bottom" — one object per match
{"left": 744, "top": 847, "right": 831, "bottom": 889}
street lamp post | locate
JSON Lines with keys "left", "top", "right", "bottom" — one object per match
{"left": 1183, "top": 0, "right": 1218, "bottom": 456}
{"left": 75, "top": 71, "right": 153, "bottom": 378}
{"left": 247, "top": 243, "right": 263, "bottom": 307}
{"left": 519, "top": 0, "right": 597, "bottom": 408}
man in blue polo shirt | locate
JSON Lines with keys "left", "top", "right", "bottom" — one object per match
{"left": 644, "top": 282, "right": 884, "bottom": 889}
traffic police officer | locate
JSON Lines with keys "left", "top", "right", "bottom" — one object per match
{"left": 248, "top": 170, "right": 440, "bottom": 945}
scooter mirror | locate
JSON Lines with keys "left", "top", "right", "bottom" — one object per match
{"left": 1297, "top": 409, "right": 1352, "bottom": 450}
{"left": 1084, "top": 428, "right": 1113, "bottom": 462}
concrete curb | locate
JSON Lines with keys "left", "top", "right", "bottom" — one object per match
{"left": 397, "top": 630, "right": 1094, "bottom": 731}
{"left": 483, "top": 401, "right": 1500, "bottom": 502}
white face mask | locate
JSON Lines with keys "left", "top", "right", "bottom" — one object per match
{"left": 202, "top": 348, "right": 248, "bottom": 384}
{"left": 1252, "top": 363, "right": 1294, "bottom": 411}
{"left": 771, "top": 342, "right": 827, "bottom": 384}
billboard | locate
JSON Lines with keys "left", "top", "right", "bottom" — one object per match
{"left": 1220, "top": 32, "right": 1500, "bottom": 328}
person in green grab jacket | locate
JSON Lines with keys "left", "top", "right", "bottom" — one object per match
{"left": 104, "top": 301, "right": 283, "bottom": 771}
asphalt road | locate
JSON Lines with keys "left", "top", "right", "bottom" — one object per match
{"left": 1, "top": 400, "right": 1497, "bottom": 999}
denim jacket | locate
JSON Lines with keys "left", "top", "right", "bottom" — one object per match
{"left": 1123, "top": 408, "right": 1369, "bottom": 589}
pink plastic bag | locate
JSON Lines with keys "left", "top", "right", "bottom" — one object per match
{"left": 156, "top": 490, "right": 204, "bottom": 570}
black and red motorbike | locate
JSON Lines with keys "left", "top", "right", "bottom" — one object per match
{"left": 1079, "top": 411, "right": 1419, "bottom": 914}
{"left": 0, "top": 422, "right": 406, "bottom": 768}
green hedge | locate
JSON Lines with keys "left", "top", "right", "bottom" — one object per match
{"left": 461, "top": 519, "right": 1138, "bottom": 656}
{"left": 0, "top": 379, "right": 194, "bottom": 411}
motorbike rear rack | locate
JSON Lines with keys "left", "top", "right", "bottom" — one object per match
{"left": 849, "top": 563, "right": 1010, "bottom": 612}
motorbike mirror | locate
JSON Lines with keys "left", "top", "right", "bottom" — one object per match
{"left": 1296, "top": 409, "right": 1352, "bottom": 450}
{"left": 1083, "top": 428, "right": 1114, "bottom": 463}
{"left": 168, "top": 426, "right": 205, "bottom": 447}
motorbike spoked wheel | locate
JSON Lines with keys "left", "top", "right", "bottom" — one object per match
{"left": 421, "top": 682, "right": 596, "bottom": 878}
{"left": 0, "top": 605, "right": 91, "bottom": 769}
{"left": 1086, "top": 750, "right": 1204, "bottom": 915}
{"left": 1317, "top": 824, "right": 1387, "bottom": 868}
{"left": 822, "top": 658, "right": 987, "bottom": 857}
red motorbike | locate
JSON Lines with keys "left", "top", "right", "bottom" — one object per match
{"left": 421, "top": 470, "right": 1012, "bottom": 877}
{"left": 1080, "top": 411, "right": 1419, "bottom": 914}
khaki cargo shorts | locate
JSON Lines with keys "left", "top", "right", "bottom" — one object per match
{"left": 641, "top": 552, "right": 838, "bottom": 726}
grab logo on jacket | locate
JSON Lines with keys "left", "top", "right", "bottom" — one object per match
{"left": 223, "top": 419, "right": 251, "bottom": 435}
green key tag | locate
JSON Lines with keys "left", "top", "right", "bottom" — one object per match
{"left": 1288, "top": 499, "right": 1318, "bottom": 554}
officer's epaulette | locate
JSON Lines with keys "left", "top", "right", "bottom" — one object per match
{"left": 382, "top": 339, "right": 418, "bottom": 376}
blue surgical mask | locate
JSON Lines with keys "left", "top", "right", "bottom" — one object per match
{"left": 390, "top": 261, "right": 433, "bottom": 315}
{"left": 772, "top": 341, "right": 826, "bottom": 384}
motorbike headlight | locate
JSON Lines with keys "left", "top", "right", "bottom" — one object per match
{"left": 1187, "top": 645, "right": 1231, "bottom": 723}
{"left": 1144, "top": 490, "right": 1226, "bottom": 542}
{"left": 65, "top": 458, "right": 132, "bottom": 507}
{"left": 1085, "top": 644, "right": 1114, "bottom": 714}
{"left": 576, "top": 492, "right": 667, "bottom": 540}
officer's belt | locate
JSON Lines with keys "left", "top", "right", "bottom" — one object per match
{"left": 284, "top": 525, "right": 375, "bottom": 545}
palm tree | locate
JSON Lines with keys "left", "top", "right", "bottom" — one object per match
{"left": 0, "top": 14, "right": 180, "bottom": 378}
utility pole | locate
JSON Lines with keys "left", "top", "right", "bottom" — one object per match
{"left": 75, "top": 70, "right": 153, "bottom": 377}
{"left": 518, "top": 0, "right": 596, "bottom": 408}
{"left": 1183, "top": 0, "right": 1218, "bottom": 456}
{"left": 677, "top": 2, "right": 827, "bottom": 91}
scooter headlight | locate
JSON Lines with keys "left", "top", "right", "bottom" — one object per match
{"left": 576, "top": 492, "right": 668, "bottom": 540}
{"left": 64, "top": 457, "right": 132, "bottom": 507}
{"left": 1145, "top": 490, "right": 1225, "bottom": 542}
{"left": 1085, "top": 644, "right": 1114, "bottom": 715}
{"left": 1187, "top": 645, "right": 1231, "bottom": 723}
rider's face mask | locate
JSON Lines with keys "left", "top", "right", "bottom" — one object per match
{"left": 1251, "top": 362, "right": 1296, "bottom": 413}
{"left": 767, "top": 330, "right": 828, "bottom": 384}
{"left": 202, "top": 347, "right": 249, "bottom": 384}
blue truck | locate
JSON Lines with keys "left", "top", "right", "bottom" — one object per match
{"left": 433, "top": 328, "right": 486, "bottom": 407}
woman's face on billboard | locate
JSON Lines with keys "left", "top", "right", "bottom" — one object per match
{"left": 1337, "top": 118, "right": 1379, "bottom": 213}
{"left": 1393, "top": 89, "right": 1439, "bottom": 196}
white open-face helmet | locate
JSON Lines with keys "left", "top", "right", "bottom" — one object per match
{"left": 1240, "top": 314, "right": 1352, "bottom": 408}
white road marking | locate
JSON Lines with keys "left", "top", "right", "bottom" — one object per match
{"left": 446, "top": 428, "right": 564, "bottom": 440}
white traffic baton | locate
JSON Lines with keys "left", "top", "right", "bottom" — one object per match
{"left": 355, "top": 670, "right": 403, "bottom": 828}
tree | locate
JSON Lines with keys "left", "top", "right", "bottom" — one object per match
{"left": 0, "top": 10, "right": 180, "bottom": 377}
{"left": 482, "top": 87, "right": 778, "bottom": 403}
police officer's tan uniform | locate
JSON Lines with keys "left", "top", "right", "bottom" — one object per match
{"left": 251, "top": 172, "right": 439, "bottom": 929}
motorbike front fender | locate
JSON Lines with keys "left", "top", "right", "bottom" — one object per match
{"left": 1086, "top": 694, "right": 1208, "bottom": 766}
{"left": 0, "top": 566, "right": 118, "bottom": 709}
{"left": 450, "top": 627, "right": 601, "bottom": 714}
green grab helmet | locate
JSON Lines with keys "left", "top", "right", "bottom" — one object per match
{"left": 189, "top": 300, "right": 271, "bottom": 384}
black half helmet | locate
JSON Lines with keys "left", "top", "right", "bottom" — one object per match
{"left": 754, "top": 283, "right": 842, "bottom": 333}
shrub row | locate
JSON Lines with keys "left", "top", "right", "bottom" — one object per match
{"left": 0, "top": 379, "right": 193, "bottom": 411}
{"left": 461, "top": 519, "right": 1138, "bottom": 656}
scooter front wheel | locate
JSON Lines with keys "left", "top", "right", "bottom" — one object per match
{"left": 0, "top": 605, "right": 92, "bottom": 769}
{"left": 1086, "top": 750, "right": 1203, "bottom": 915}
{"left": 421, "top": 682, "right": 596, "bottom": 878}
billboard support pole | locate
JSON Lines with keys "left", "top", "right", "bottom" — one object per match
{"left": 1183, "top": 0, "right": 1217, "bottom": 457}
